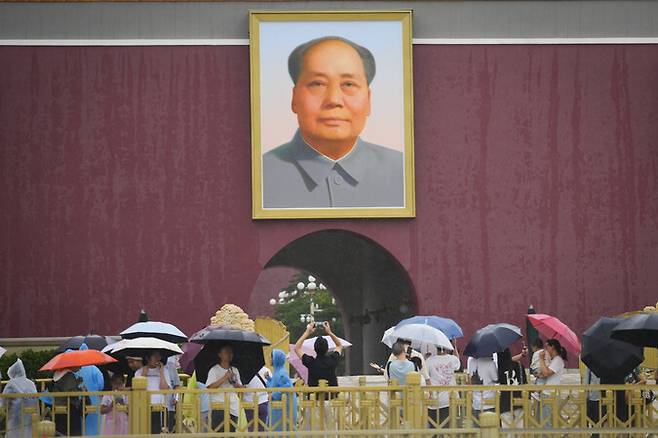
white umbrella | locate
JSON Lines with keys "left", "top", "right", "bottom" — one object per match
{"left": 120, "top": 321, "right": 187, "bottom": 343}
{"left": 105, "top": 337, "right": 183, "bottom": 356}
{"left": 301, "top": 336, "right": 352, "bottom": 356}
{"left": 0, "top": 346, "right": 6, "bottom": 359}
{"left": 381, "top": 324, "right": 453, "bottom": 351}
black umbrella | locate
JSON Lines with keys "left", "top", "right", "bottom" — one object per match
{"left": 581, "top": 317, "right": 644, "bottom": 380}
{"left": 610, "top": 313, "right": 658, "bottom": 348}
{"left": 58, "top": 334, "right": 109, "bottom": 353}
{"left": 464, "top": 323, "right": 523, "bottom": 358}
{"left": 190, "top": 326, "right": 270, "bottom": 383}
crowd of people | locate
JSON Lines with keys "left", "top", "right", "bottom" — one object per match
{"left": 1, "top": 320, "right": 657, "bottom": 436}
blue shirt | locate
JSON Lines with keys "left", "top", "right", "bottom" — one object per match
{"left": 262, "top": 131, "right": 404, "bottom": 208}
{"left": 387, "top": 359, "right": 416, "bottom": 385}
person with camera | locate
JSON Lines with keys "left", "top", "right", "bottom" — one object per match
{"left": 295, "top": 321, "right": 343, "bottom": 433}
{"left": 294, "top": 321, "right": 343, "bottom": 389}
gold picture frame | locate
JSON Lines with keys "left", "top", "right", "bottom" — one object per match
{"left": 250, "top": 10, "right": 415, "bottom": 219}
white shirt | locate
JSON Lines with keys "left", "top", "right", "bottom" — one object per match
{"left": 542, "top": 354, "right": 565, "bottom": 395}
{"left": 244, "top": 366, "right": 270, "bottom": 405}
{"left": 206, "top": 365, "right": 242, "bottom": 416}
{"left": 135, "top": 366, "right": 171, "bottom": 405}
{"left": 426, "top": 354, "right": 461, "bottom": 409}
{"left": 467, "top": 357, "right": 498, "bottom": 410}
{"left": 530, "top": 350, "right": 546, "bottom": 385}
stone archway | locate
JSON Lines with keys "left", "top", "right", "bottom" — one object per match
{"left": 248, "top": 229, "right": 416, "bottom": 375}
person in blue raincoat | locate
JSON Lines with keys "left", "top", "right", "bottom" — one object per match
{"left": 75, "top": 344, "right": 105, "bottom": 435}
{"left": 267, "top": 349, "right": 297, "bottom": 432}
{"left": 0, "top": 359, "right": 38, "bottom": 438}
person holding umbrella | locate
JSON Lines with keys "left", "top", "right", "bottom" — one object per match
{"left": 49, "top": 367, "right": 85, "bottom": 436}
{"left": 40, "top": 348, "right": 117, "bottom": 436}
{"left": 425, "top": 345, "right": 460, "bottom": 429}
{"left": 134, "top": 351, "right": 172, "bottom": 434}
{"left": 536, "top": 338, "right": 567, "bottom": 427}
{"left": 206, "top": 344, "right": 244, "bottom": 433}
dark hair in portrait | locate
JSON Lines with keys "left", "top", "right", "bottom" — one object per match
{"left": 288, "top": 36, "right": 377, "bottom": 85}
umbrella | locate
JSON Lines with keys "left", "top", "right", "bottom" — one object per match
{"left": 396, "top": 316, "right": 463, "bottom": 340}
{"left": 104, "top": 337, "right": 183, "bottom": 361}
{"left": 582, "top": 317, "right": 644, "bottom": 380}
{"left": 120, "top": 321, "right": 187, "bottom": 344}
{"left": 179, "top": 342, "right": 203, "bottom": 375}
{"left": 302, "top": 336, "right": 352, "bottom": 355}
{"left": 287, "top": 346, "right": 308, "bottom": 383}
{"left": 190, "top": 326, "right": 270, "bottom": 384}
{"left": 40, "top": 349, "right": 117, "bottom": 371}
{"left": 381, "top": 323, "right": 453, "bottom": 351}
{"left": 0, "top": 346, "right": 6, "bottom": 359}
{"left": 463, "top": 323, "right": 523, "bottom": 358}
{"left": 527, "top": 314, "right": 581, "bottom": 354}
{"left": 57, "top": 334, "right": 109, "bottom": 352}
{"left": 611, "top": 313, "right": 658, "bottom": 348}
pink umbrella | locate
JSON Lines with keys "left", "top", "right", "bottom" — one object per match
{"left": 288, "top": 344, "right": 308, "bottom": 383}
{"left": 179, "top": 342, "right": 203, "bottom": 375}
{"left": 527, "top": 314, "right": 581, "bottom": 355}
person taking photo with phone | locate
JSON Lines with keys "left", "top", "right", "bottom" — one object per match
{"left": 294, "top": 321, "right": 343, "bottom": 389}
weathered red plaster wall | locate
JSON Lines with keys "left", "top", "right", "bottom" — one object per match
{"left": 1, "top": 45, "right": 656, "bottom": 340}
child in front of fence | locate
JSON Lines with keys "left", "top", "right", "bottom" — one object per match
{"left": 100, "top": 373, "right": 129, "bottom": 435}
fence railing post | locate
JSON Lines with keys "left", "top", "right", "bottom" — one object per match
{"left": 31, "top": 412, "right": 40, "bottom": 438}
{"left": 405, "top": 372, "right": 423, "bottom": 430}
{"left": 480, "top": 411, "right": 500, "bottom": 438}
{"left": 129, "top": 376, "right": 149, "bottom": 435}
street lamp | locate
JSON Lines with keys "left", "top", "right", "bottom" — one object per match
{"left": 271, "top": 275, "right": 329, "bottom": 326}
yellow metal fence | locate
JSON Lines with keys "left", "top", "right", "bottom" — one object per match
{"left": 1, "top": 373, "right": 656, "bottom": 437}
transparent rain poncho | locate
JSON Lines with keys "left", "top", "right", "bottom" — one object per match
{"left": 1, "top": 359, "right": 38, "bottom": 438}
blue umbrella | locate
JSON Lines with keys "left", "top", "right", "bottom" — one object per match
{"left": 463, "top": 323, "right": 523, "bottom": 358}
{"left": 396, "top": 316, "right": 463, "bottom": 339}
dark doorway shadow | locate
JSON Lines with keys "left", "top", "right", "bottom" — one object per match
{"left": 250, "top": 229, "right": 416, "bottom": 375}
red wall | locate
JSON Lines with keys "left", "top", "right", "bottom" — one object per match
{"left": 1, "top": 45, "right": 657, "bottom": 341}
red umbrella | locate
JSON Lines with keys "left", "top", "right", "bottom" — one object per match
{"left": 40, "top": 349, "right": 117, "bottom": 371}
{"left": 527, "top": 314, "right": 581, "bottom": 355}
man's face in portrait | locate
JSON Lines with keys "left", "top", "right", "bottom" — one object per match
{"left": 291, "top": 39, "right": 371, "bottom": 151}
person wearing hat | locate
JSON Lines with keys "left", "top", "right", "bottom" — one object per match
{"left": 124, "top": 356, "right": 143, "bottom": 388}
{"left": 49, "top": 368, "right": 84, "bottom": 436}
